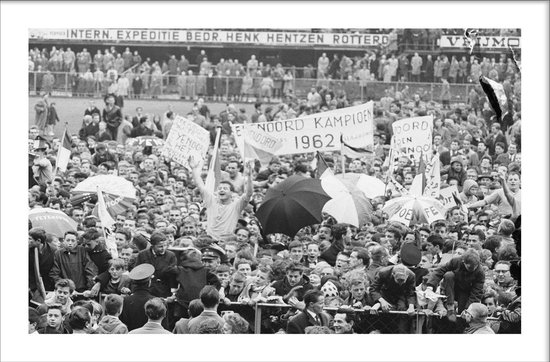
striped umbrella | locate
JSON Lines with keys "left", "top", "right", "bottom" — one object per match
{"left": 382, "top": 194, "right": 446, "bottom": 226}
{"left": 29, "top": 208, "right": 77, "bottom": 237}
{"left": 321, "top": 172, "right": 373, "bottom": 228}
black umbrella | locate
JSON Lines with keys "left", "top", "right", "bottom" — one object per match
{"left": 255, "top": 175, "right": 332, "bottom": 237}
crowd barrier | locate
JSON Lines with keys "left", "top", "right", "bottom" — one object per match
{"left": 28, "top": 71, "right": 475, "bottom": 105}
{"left": 31, "top": 295, "right": 500, "bottom": 334}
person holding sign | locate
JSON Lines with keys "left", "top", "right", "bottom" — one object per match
{"left": 189, "top": 155, "right": 253, "bottom": 241}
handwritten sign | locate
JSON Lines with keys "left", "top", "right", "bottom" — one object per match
{"left": 438, "top": 185, "right": 459, "bottom": 210}
{"left": 161, "top": 116, "right": 210, "bottom": 170}
{"left": 392, "top": 116, "right": 433, "bottom": 162}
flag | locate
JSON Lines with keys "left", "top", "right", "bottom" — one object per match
{"left": 423, "top": 153, "right": 441, "bottom": 199}
{"left": 410, "top": 153, "right": 427, "bottom": 196}
{"left": 451, "top": 187, "right": 469, "bottom": 223}
{"left": 243, "top": 125, "right": 282, "bottom": 166}
{"left": 479, "top": 75, "right": 508, "bottom": 122}
{"left": 314, "top": 151, "right": 331, "bottom": 179}
{"left": 97, "top": 186, "right": 118, "bottom": 258}
{"left": 56, "top": 128, "right": 72, "bottom": 172}
{"left": 205, "top": 127, "right": 221, "bottom": 195}
{"left": 340, "top": 134, "right": 373, "bottom": 159}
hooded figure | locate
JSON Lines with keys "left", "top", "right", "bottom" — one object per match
{"left": 96, "top": 315, "right": 128, "bottom": 334}
{"left": 459, "top": 179, "right": 479, "bottom": 204}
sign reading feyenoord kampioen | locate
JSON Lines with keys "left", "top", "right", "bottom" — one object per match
{"left": 29, "top": 29, "right": 389, "bottom": 47}
{"left": 231, "top": 102, "right": 374, "bottom": 157}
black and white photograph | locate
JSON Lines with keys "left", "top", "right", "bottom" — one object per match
{"left": 1, "top": 2, "right": 548, "bottom": 362}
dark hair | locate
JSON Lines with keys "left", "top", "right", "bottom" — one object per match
{"left": 82, "top": 228, "right": 101, "bottom": 241}
{"left": 219, "top": 180, "right": 235, "bottom": 192}
{"left": 331, "top": 224, "right": 348, "bottom": 241}
{"left": 285, "top": 261, "right": 305, "bottom": 274}
{"left": 188, "top": 299, "right": 204, "bottom": 318}
{"left": 304, "top": 290, "right": 323, "bottom": 309}
{"left": 29, "top": 228, "right": 47, "bottom": 244}
{"left": 149, "top": 232, "right": 167, "bottom": 246}
{"left": 103, "top": 294, "right": 124, "bottom": 316}
{"left": 115, "top": 228, "right": 131, "bottom": 242}
{"left": 55, "top": 278, "right": 76, "bottom": 293}
{"left": 351, "top": 247, "right": 370, "bottom": 266}
{"left": 68, "top": 307, "right": 91, "bottom": 330}
{"left": 144, "top": 298, "right": 167, "bottom": 320}
{"left": 483, "top": 235, "right": 502, "bottom": 254}
{"left": 199, "top": 285, "right": 220, "bottom": 309}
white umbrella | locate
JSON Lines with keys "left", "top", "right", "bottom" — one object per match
{"left": 72, "top": 175, "right": 136, "bottom": 199}
{"left": 29, "top": 208, "right": 77, "bottom": 237}
{"left": 382, "top": 194, "right": 446, "bottom": 226}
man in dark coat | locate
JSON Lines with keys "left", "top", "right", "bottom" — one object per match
{"left": 426, "top": 249, "right": 485, "bottom": 322}
{"left": 120, "top": 263, "right": 155, "bottom": 331}
{"left": 29, "top": 228, "right": 57, "bottom": 301}
{"left": 166, "top": 249, "right": 220, "bottom": 329}
{"left": 319, "top": 223, "right": 347, "bottom": 266}
{"left": 135, "top": 232, "right": 177, "bottom": 298}
{"left": 272, "top": 262, "right": 313, "bottom": 304}
{"left": 370, "top": 264, "right": 417, "bottom": 333}
{"left": 286, "top": 290, "right": 331, "bottom": 334}
{"left": 102, "top": 93, "right": 122, "bottom": 140}
{"left": 82, "top": 228, "right": 112, "bottom": 275}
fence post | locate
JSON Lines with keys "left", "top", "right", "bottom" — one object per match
{"left": 430, "top": 83, "right": 434, "bottom": 102}
{"left": 254, "top": 304, "right": 262, "bottom": 334}
{"left": 225, "top": 77, "right": 229, "bottom": 101}
{"left": 64, "top": 73, "right": 69, "bottom": 95}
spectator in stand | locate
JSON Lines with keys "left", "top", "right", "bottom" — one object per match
{"left": 317, "top": 52, "right": 329, "bottom": 78}
{"left": 410, "top": 53, "right": 422, "bottom": 82}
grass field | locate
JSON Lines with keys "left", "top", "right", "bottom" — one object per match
{"left": 28, "top": 96, "right": 258, "bottom": 139}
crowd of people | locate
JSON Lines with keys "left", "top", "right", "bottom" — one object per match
{"left": 29, "top": 37, "right": 521, "bottom": 103}
{"left": 29, "top": 44, "right": 521, "bottom": 334}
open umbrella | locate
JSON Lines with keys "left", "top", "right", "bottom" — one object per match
{"left": 72, "top": 175, "right": 136, "bottom": 216}
{"left": 354, "top": 174, "right": 387, "bottom": 199}
{"left": 255, "top": 175, "right": 331, "bottom": 237}
{"left": 382, "top": 194, "right": 446, "bottom": 226}
{"left": 126, "top": 136, "right": 165, "bottom": 147}
{"left": 321, "top": 172, "right": 373, "bottom": 228}
{"left": 29, "top": 208, "right": 77, "bottom": 237}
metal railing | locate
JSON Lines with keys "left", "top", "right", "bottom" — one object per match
{"left": 29, "top": 71, "right": 475, "bottom": 104}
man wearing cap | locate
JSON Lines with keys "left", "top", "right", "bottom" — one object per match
{"left": 461, "top": 302, "right": 495, "bottom": 334}
{"left": 120, "top": 263, "right": 155, "bottom": 331}
{"left": 200, "top": 245, "right": 225, "bottom": 271}
{"left": 134, "top": 232, "right": 177, "bottom": 298}
{"left": 189, "top": 155, "right": 253, "bottom": 241}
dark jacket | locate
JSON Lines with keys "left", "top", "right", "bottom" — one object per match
{"left": 319, "top": 238, "right": 344, "bottom": 267}
{"left": 272, "top": 275, "right": 312, "bottom": 302}
{"left": 87, "top": 246, "right": 112, "bottom": 275}
{"left": 427, "top": 256, "right": 485, "bottom": 306}
{"left": 286, "top": 310, "right": 331, "bottom": 334}
{"left": 119, "top": 287, "right": 154, "bottom": 331}
{"left": 499, "top": 295, "right": 521, "bottom": 333}
{"left": 370, "top": 265, "right": 417, "bottom": 307}
{"left": 49, "top": 246, "right": 97, "bottom": 292}
{"left": 167, "top": 258, "right": 220, "bottom": 308}
{"left": 29, "top": 243, "right": 57, "bottom": 292}
{"left": 135, "top": 248, "right": 177, "bottom": 297}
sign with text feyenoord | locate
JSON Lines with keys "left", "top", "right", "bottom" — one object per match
{"left": 391, "top": 115, "right": 433, "bottom": 163}
{"left": 231, "top": 101, "right": 374, "bottom": 157}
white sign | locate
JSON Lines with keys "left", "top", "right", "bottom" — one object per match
{"left": 29, "top": 29, "right": 389, "bottom": 47}
{"left": 440, "top": 35, "right": 521, "bottom": 49}
{"left": 161, "top": 116, "right": 210, "bottom": 170}
{"left": 392, "top": 116, "right": 433, "bottom": 162}
{"left": 437, "top": 185, "right": 459, "bottom": 210}
{"left": 243, "top": 126, "right": 283, "bottom": 164}
{"left": 232, "top": 102, "right": 374, "bottom": 157}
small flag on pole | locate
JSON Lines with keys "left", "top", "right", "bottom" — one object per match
{"left": 205, "top": 127, "right": 221, "bottom": 195}
{"left": 56, "top": 128, "right": 72, "bottom": 172}
{"left": 314, "top": 151, "right": 331, "bottom": 179}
